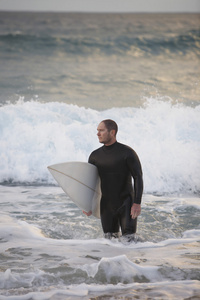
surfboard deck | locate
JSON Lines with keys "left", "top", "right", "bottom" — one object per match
{"left": 47, "top": 162, "right": 101, "bottom": 218}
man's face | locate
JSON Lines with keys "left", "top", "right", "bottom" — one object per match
{"left": 97, "top": 122, "right": 113, "bottom": 145}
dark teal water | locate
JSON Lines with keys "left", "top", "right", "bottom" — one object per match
{"left": 0, "top": 12, "right": 199, "bottom": 108}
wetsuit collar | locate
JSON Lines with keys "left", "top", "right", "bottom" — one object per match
{"left": 103, "top": 141, "right": 117, "bottom": 151}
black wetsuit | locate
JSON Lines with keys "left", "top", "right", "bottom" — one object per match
{"left": 88, "top": 141, "right": 143, "bottom": 236}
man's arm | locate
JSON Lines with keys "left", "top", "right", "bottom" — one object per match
{"left": 82, "top": 154, "right": 96, "bottom": 217}
{"left": 126, "top": 150, "right": 143, "bottom": 218}
{"left": 127, "top": 152, "right": 143, "bottom": 202}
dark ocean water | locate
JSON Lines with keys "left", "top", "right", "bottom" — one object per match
{"left": 0, "top": 12, "right": 199, "bottom": 108}
{"left": 0, "top": 12, "right": 200, "bottom": 300}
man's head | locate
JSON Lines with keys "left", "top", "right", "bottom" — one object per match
{"left": 97, "top": 119, "right": 118, "bottom": 146}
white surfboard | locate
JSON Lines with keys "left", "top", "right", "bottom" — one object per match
{"left": 47, "top": 162, "right": 101, "bottom": 218}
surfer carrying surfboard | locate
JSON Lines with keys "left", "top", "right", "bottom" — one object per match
{"left": 83, "top": 119, "right": 143, "bottom": 241}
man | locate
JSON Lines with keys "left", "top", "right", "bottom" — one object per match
{"left": 83, "top": 119, "right": 143, "bottom": 241}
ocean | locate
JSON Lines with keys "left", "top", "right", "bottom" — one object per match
{"left": 0, "top": 11, "right": 200, "bottom": 299}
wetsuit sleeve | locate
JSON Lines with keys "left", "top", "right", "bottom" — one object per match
{"left": 88, "top": 153, "right": 95, "bottom": 165}
{"left": 126, "top": 151, "right": 143, "bottom": 204}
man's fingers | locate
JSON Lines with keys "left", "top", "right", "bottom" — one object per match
{"left": 131, "top": 211, "right": 140, "bottom": 219}
{"left": 131, "top": 204, "right": 141, "bottom": 219}
{"left": 131, "top": 211, "right": 137, "bottom": 219}
{"left": 83, "top": 210, "right": 92, "bottom": 217}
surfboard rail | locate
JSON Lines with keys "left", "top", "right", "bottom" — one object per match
{"left": 47, "top": 161, "right": 101, "bottom": 218}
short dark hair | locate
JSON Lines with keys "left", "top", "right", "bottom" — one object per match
{"left": 102, "top": 119, "right": 118, "bottom": 136}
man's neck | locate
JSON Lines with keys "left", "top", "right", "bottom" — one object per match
{"left": 104, "top": 139, "right": 117, "bottom": 147}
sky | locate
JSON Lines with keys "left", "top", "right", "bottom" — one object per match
{"left": 0, "top": 0, "right": 200, "bottom": 13}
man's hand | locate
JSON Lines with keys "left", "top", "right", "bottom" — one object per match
{"left": 131, "top": 203, "right": 141, "bottom": 219}
{"left": 83, "top": 210, "right": 92, "bottom": 217}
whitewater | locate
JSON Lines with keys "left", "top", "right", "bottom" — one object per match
{"left": 0, "top": 184, "right": 200, "bottom": 299}
{"left": 1, "top": 98, "right": 199, "bottom": 195}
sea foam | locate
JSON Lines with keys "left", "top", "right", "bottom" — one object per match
{"left": 0, "top": 98, "right": 199, "bottom": 194}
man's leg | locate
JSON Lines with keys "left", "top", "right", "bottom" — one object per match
{"left": 119, "top": 197, "right": 137, "bottom": 235}
{"left": 100, "top": 207, "right": 120, "bottom": 238}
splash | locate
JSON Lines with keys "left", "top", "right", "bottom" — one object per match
{"left": 0, "top": 98, "right": 199, "bottom": 194}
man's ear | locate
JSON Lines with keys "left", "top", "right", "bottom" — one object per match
{"left": 110, "top": 129, "right": 115, "bottom": 137}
